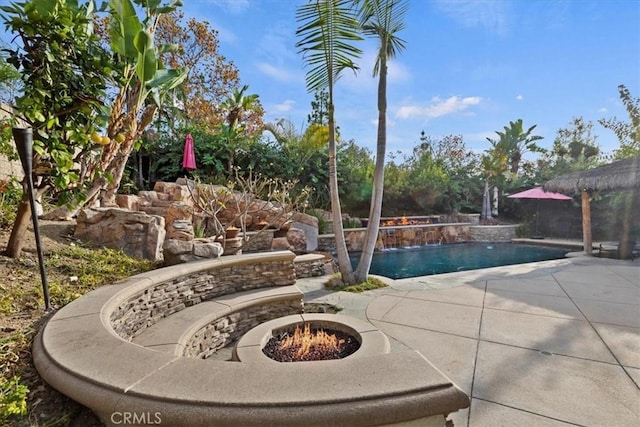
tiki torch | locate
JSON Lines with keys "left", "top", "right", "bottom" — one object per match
{"left": 13, "top": 127, "right": 51, "bottom": 311}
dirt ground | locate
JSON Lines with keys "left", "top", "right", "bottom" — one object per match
{"left": 0, "top": 220, "right": 103, "bottom": 426}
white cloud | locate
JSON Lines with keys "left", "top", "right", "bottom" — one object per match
{"left": 395, "top": 96, "right": 481, "bottom": 120}
{"left": 209, "top": 0, "right": 250, "bottom": 14}
{"left": 256, "top": 62, "right": 301, "bottom": 83}
{"left": 272, "top": 100, "right": 295, "bottom": 113}
{"left": 388, "top": 60, "right": 411, "bottom": 83}
{"left": 598, "top": 107, "right": 608, "bottom": 113}
{"left": 433, "top": 0, "right": 511, "bottom": 35}
{"left": 515, "top": 95, "right": 524, "bottom": 101}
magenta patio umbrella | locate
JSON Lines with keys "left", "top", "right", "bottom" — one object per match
{"left": 507, "top": 187, "right": 573, "bottom": 238}
{"left": 182, "top": 133, "right": 197, "bottom": 170}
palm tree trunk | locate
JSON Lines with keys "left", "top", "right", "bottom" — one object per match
{"left": 355, "top": 50, "right": 387, "bottom": 283}
{"left": 328, "top": 101, "right": 355, "bottom": 284}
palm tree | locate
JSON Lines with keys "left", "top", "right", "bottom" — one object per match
{"left": 221, "top": 85, "right": 260, "bottom": 130}
{"left": 296, "top": 0, "right": 362, "bottom": 284}
{"left": 483, "top": 119, "right": 544, "bottom": 217}
{"left": 220, "top": 85, "right": 261, "bottom": 173}
{"left": 353, "top": 0, "right": 408, "bottom": 283}
{"left": 486, "top": 119, "right": 544, "bottom": 176}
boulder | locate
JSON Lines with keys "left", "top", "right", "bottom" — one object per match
{"left": 286, "top": 227, "right": 307, "bottom": 251}
{"left": 193, "top": 242, "right": 224, "bottom": 258}
{"left": 163, "top": 239, "right": 193, "bottom": 255}
{"left": 75, "top": 208, "right": 165, "bottom": 261}
{"left": 163, "top": 238, "right": 224, "bottom": 266}
{"left": 290, "top": 221, "right": 317, "bottom": 251}
{"left": 291, "top": 212, "right": 318, "bottom": 228}
{"left": 271, "top": 237, "right": 292, "bottom": 251}
{"left": 115, "top": 195, "right": 139, "bottom": 211}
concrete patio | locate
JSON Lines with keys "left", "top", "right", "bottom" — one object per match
{"left": 297, "top": 254, "right": 640, "bottom": 426}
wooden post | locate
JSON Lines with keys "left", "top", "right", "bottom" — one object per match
{"left": 581, "top": 189, "right": 592, "bottom": 255}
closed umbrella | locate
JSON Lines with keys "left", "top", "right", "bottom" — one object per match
{"left": 507, "top": 187, "right": 572, "bottom": 238}
{"left": 182, "top": 133, "right": 197, "bottom": 170}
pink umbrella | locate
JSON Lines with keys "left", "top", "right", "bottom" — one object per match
{"left": 507, "top": 187, "right": 572, "bottom": 238}
{"left": 182, "top": 133, "right": 196, "bottom": 170}
{"left": 507, "top": 187, "right": 572, "bottom": 200}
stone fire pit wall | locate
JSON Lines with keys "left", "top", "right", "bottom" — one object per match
{"left": 110, "top": 257, "right": 298, "bottom": 341}
{"left": 183, "top": 302, "right": 302, "bottom": 359}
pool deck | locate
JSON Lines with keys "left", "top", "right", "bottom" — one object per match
{"left": 297, "top": 252, "right": 640, "bottom": 426}
{"left": 512, "top": 237, "right": 613, "bottom": 251}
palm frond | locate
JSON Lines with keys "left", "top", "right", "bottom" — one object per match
{"left": 357, "top": 0, "right": 408, "bottom": 76}
{"left": 296, "top": 0, "right": 363, "bottom": 93}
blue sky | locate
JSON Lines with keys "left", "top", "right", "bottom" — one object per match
{"left": 1, "top": 0, "right": 637, "bottom": 159}
{"left": 180, "top": 0, "right": 639, "bottom": 159}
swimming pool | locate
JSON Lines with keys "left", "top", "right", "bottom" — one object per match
{"left": 349, "top": 243, "right": 568, "bottom": 279}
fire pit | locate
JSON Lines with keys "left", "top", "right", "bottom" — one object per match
{"left": 263, "top": 322, "right": 360, "bottom": 362}
{"left": 381, "top": 215, "right": 439, "bottom": 226}
{"left": 234, "top": 314, "right": 390, "bottom": 363}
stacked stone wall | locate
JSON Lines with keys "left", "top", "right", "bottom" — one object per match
{"left": 184, "top": 301, "right": 302, "bottom": 359}
{"left": 294, "top": 253, "right": 336, "bottom": 278}
{"left": 110, "top": 259, "right": 296, "bottom": 340}
{"left": 318, "top": 224, "right": 471, "bottom": 252}
{"left": 469, "top": 224, "right": 519, "bottom": 242}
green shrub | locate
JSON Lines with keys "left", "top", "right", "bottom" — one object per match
{"left": 309, "top": 209, "right": 331, "bottom": 234}
{"left": 342, "top": 218, "right": 361, "bottom": 229}
{"left": 193, "top": 220, "right": 207, "bottom": 238}
{"left": 0, "top": 177, "right": 22, "bottom": 229}
{"left": 0, "top": 375, "right": 28, "bottom": 420}
{"left": 324, "top": 275, "right": 388, "bottom": 293}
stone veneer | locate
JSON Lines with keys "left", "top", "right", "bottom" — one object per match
{"left": 111, "top": 259, "right": 296, "bottom": 341}
{"left": 293, "top": 252, "right": 337, "bottom": 278}
{"left": 184, "top": 302, "right": 303, "bottom": 359}
{"left": 469, "top": 224, "right": 520, "bottom": 242}
{"left": 317, "top": 223, "right": 523, "bottom": 252}
{"left": 318, "top": 223, "right": 471, "bottom": 252}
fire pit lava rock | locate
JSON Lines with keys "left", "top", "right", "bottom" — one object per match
{"left": 233, "top": 313, "right": 390, "bottom": 363}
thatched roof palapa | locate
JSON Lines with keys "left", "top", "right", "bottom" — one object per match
{"left": 543, "top": 156, "right": 639, "bottom": 258}
{"left": 544, "top": 157, "right": 640, "bottom": 194}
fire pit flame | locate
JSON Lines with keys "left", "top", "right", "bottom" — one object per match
{"left": 279, "top": 323, "right": 345, "bottom": 359}
{"left": 382, "top": 216, "right": 432, "bottom": 226}
{"left": 262, "top": 321, "right": 360, "bottom": 362}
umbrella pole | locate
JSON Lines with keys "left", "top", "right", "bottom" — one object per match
{"left": 532, "top": 200, "right": 543, "bottom": 239}
{"left": 581, "top": 190, "right": 593, "bottom": 255}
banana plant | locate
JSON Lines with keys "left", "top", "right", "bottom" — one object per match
{"left": 86, "top": 0, "right": 187, "bottom": 206}
{"left": 107, "top": 0, "right": 186, "bottom": 113}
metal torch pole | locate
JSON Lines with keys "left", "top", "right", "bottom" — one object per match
{"left": 13, "top": 128, "right": 51, "bottom": 311}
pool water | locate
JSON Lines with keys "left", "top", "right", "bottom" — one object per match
{"left": 350, "top": 243, "right": 568, "bottom": 279}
